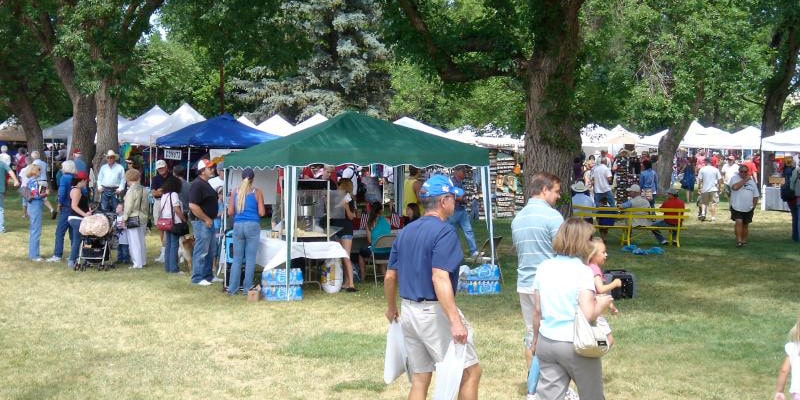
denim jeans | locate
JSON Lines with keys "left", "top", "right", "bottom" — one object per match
{"left": 447, "top": 207, "right": 478, "bottom": 254}
{"left": 191, "top": 220, "right": 216, "bottom": 283}
{"left": 100, "top": 188, "right": 118, "bottom": 213}
{"left": 227, "top": 221, "right": 261, "bottom": 294}
{"left": 53, "top": 206, "right": 72, "bottom": 258}
{"left": 593, "top": 191, "right": 615, "bottom": 207}
{"left": 650, "top": 220, "right": 673, "bottom": 243}
{"left": 117, "top": 244, "right": 130, "bottom": 263}
{"left": 28, "top": 199, "right": 43, "bottom": 259}
{"left": 164, "top": 231, "right": 180, "bottom": 273}
{"left": 68, "top": 218, "right": 83, "bottom": 264}
{"left": 0, "top": 192, "right": 5, "bottom": 232}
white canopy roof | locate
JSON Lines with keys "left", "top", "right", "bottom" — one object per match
{"left": 236, "top": 115, "right": 258, "bottom": 128}
{"left": 636, "top": 129, "right": 668, "bottom": 149}
{"left": 137, "top": 103, "right": 205, "bottom": 146}
{"left": 679, "top": 120, "right": 732, "bottom": 148}
{"left": 257, "top": 114, "right": 295, "bottom": 136}
{"left": 580, "top": 124, "right": 612, "bottom": 145}
{"left": 43, "top": 115, "right": 131, "bottom": 140}
{"left": 762, "top": 128, "right": 800, "bottom": 152}
{"left": 287, "top": 113, "right": 327, "bottom": 134}
{"left": 118, "top": 105, "right": 170, "bottom": 144}
{"left": 393, "top": 117, "right": 447, "bottom": 136}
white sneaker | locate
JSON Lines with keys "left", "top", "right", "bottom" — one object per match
{"left": 212, "top": 276, "right": 223, "bottom": 283}
{"left": 471, "top": 251, "right": 481, "bottom": 258}
{"left": 31, "top": 258, "right": 44, "bottom": 262}
{"left": 154, "top": 256, "right": 165, "bottom": 263}
{"left": 45, "top": 256, "right": 62, "bottom": 262}
{"left": 195, "top": 280, "right": 212, "bottom": 286}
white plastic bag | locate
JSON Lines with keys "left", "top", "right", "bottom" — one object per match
{"left": 383, "top": 321, "right": 407, "bottom": 384}
{"left": 432, "top": 341, "right": 466, "bottom": 400}
{"left": 320, "top": 258, "right": 342, "bottom": 293}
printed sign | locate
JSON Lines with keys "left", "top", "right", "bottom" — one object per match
{"left": 163, "top": 149, "right": 182, "bottom": 160}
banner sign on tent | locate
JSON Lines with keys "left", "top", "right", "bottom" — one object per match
{"left": 163, "top": 149, "right": 182, "bottom": 160}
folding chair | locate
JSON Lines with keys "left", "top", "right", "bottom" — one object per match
{"left": 368, "top": 234, "right": 396, "bottom": 286}
{"left": 470, "top": 236, "right": 504, "bottom": 284}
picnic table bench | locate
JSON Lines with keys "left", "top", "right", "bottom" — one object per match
{"left": 573, "top": 205, "right": 689, "bottom": 247}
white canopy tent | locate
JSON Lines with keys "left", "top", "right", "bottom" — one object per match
{"left": 393, "top": 116, "right": 447, "bottom": 136}
{"left": 134, "top": 103, "right": 205, "bottom": 145}
{"left": 118, "top": 105, "right": 170, "bottom": 145}
{"left": 257, "top": 115, "right": 295, "bottom": 136}
{"left": 44, "top": 115, "right": 131, "bottom": 140}
{"left": 236, "top": 115, "right": 258, "bottom": 128}
{"left": 286, "top": 113, "right": 327, "bottom": 134}
{"left": 636, "top": 129, "right": 668, "bottom": 150}
{"left": 761, "top": 128, "right": 800, "bottom": 152}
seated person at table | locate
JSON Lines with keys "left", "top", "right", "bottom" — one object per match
{"left": 403, "top": 202, "right": 421, "bottom": 226}
{"left": 357, "top": 201, "right": 392, "bottom": 280}
{"left": 596, "top": 197, "right": 617, "bottom": 243}
{"left": 650, "top": 186, "right": 686, "bottom": 245}
{"left": 570, "top": 181, "right": 594, "bottom": 223}
{"left": 618, "top": 184, "right": 651, "bottom": 227}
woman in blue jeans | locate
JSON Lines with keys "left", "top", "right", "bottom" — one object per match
{"left": 159, "top": 177, "right": 186, "bottom": 273}
{"left": 226, "top": 168, "right": 265, "bottom": 295}
{"left": 25, "top": 165, "right": 46, "bottom": 261}
{"left": 67, "top": 172, "right": 91, "bottom": 269}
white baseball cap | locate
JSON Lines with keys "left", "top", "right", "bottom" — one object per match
{"left": 155, "top": 159, "right": 167, "bottom": 169}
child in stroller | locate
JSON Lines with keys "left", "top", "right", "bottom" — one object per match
{"left": 76, "top": 210, "right": 119, "bottom": 271}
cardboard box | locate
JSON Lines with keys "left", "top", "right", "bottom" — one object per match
{"left": 247, "top": 286, "right": 261, "bottom": 302}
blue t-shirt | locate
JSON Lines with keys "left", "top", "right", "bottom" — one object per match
{"left": 370, "top": 216, "right": 392, "bottom": 255}
{"left": 233, "top": 192, "right": 260, "bottom": 223}
{"left": 58, "top": 173, "right": 74, "bottom": 207}
{"left": 389, "top": 216, "right": 463, "bottom": 301}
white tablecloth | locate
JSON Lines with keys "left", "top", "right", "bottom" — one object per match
{"left": 764, "top": 186, "right": 790, "bottom": 212}
{"left": 256, "top": 231, "right": 348, "bottom": 270}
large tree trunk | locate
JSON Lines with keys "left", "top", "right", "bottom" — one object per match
{"left": 219, "top": 62, "right": 226, "bottom": 115}
{"left": 6, "top": 90, "right": 44, "bottom": 153}
{"left": 70, "top": 95, "right": 97, "bottom": 164}
{"left": 654, "top": 84, "right": 705, "bottom": 193}
{"left": 94, "top": 78, "right": 120, "bottom": 173}
{"left": 760, "top": 20, "right": 798, "bottom": 178}
{"left": 521, "top": 0, "right": 583, "bottom": 201}
{"left": 655, "top": 119, "right": 693, "bottom": 193}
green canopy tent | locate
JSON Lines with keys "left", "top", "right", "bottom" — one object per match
{"left": 224, "top": 112, "right": 496, "bottom": 294}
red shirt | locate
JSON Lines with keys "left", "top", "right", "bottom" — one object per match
{"left": 743, "top": 160, "right": 758, "bottom": 177}
{"left": 711, "top": 155, "right": 719, "bottom": 167}
{"left": 660, "top": 196, "right": 686, "bottom": 225}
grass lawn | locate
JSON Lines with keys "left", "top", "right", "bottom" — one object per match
{"left": 1, "top": 190, "right": 799, "bottom": 399}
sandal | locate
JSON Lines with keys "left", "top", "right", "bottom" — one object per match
{"left": 736, "top": 242, "right": 743, "bottom": 248}
{"left": 344, "top": 287, "right": 358, "bottom": 293}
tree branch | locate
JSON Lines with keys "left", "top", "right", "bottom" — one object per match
{"left": 395, "top": 0, "right": 508, "bottom": 82}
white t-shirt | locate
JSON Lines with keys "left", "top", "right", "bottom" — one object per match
{"left": 720, "top": 162, "right": 738, "bottom": 185}
{"left": 532, "top": 255, "right": 595, "bottom": 342}
{"left": 159, "top": 192, "right": 183, "bottom": 223}
{"left": 786, "top": 342, "right": 800, "bottom": 394}
{"left": 728, "top": 174, "right": 759, "bottom": 212}
{"left": 591, "top": 164, "right": 612, "bottom": 193}
{"left": 698, "top": 165, "right": 722, "bottom": 193}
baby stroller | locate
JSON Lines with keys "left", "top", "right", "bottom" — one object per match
{"left": 76, "top": 212, "right": 119, "bottom": 271}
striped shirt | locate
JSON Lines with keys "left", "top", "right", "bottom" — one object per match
{"left": 511, "top": 198, "right": 564, "bottom": 293}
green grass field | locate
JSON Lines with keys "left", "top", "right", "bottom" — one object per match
{"left": 1, "top": 190, "right": 799, "bottom": 399}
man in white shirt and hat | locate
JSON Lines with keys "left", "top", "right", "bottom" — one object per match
{"left": 96, "top": 149, "right": 125, "bottom": 212}
{"left": 570, "top": 180, "right": 595, "bottom": 217}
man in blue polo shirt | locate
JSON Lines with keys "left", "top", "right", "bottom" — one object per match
{"left": 384, "top": 174, "right": 481, "bottom": 400}
{"left": 511, "top": 172, "right": 564, "bottom": 380}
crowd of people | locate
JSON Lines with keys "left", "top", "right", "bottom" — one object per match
{"left": 573, "top": 147, "right": 766, "bottom": 246}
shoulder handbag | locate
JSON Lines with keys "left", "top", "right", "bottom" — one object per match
{"left": 156, "top": 194, "right": 174, "bottom": 232}
{"left": 125, "top": 187, "right": 144, "bottom": 228}
{"left": 573, "top": 310, "right": 610, "bottom": 358}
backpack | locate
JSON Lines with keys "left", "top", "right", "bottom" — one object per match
{"left": 781, "top": 176, "right": 796, "bottom": 202}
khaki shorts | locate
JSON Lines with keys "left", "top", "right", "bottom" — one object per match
{"left": 400, "top": 299, "right": 479, "bottom": 374}
{"left": 519, "top": 292, "right": 536, "bottom": 336}
{"left": 152, "top": 198, "right": 161, "bottom": 224}
{"left": 699, "top": 191, "right": 719, "bottom": 205}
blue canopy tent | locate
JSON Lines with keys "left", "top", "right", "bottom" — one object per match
{"left": 154, "top": 113, "right": 280, "bottom": 179}
{"left": 156, "top": 113, "right": 279, "bottom": 148}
